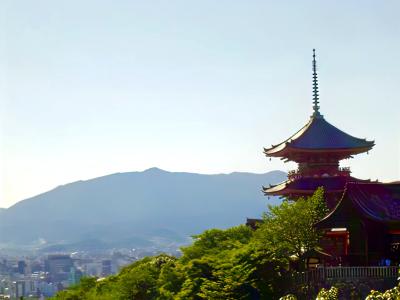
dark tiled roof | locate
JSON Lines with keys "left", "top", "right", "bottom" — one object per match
{"left": 263, "top": 176, "right": 361, "bottom": 195}
{"left": 265, "top": 116, "right": 374, "bottom": 156}
{"left": 317, "top": 182, "right": 400, "bottom": 228}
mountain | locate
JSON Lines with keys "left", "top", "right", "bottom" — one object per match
{"left": 0, "top": 168, "right": 286, "bottom": 250}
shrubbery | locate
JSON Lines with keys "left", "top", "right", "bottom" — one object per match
{"left": 52, "top": 188, "right": 332, "bottom": 299}
{"left": 279, "top": 282, "right": 400, "bottom": 299}
{"left": 55, "top": 185, "right": 400, "bottom": 299}
{"left": 366, "top": 285, "right": 400, "bottom": 299}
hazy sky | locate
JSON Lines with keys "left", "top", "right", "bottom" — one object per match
{"left": 1, "top": 1, "right": 399, "bottom": 208}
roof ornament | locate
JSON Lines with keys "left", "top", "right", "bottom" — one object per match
{"left": 312, "top": 49, "right": 323, "bottom": 118}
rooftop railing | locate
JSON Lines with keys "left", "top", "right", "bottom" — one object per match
{"left": 294, "top": 266, "right": 398, "bottom": 284}
{"left": 287, "top": 168, "right": 351, "bottom": 180}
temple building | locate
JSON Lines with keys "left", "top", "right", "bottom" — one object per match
{"left": 263, "top": 50, "right": 374, "bottom": 207}
{"left": 262, "top": 50, "right": 400, "bottom": 268}
{"left": 317, "top": 182, "right": 400, "bottom": 266}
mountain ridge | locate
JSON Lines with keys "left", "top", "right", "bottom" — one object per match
{"left": 0, "top": 168, "right": 286, "bottom": 251}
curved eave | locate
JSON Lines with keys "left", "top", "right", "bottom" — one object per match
{"left": 262, "top": 181, "right": 288, "bottom": 194}
{"left": 264, "top": 118, "right": 313, "bottom": 156}
{"left": 263, "top": 116, "right": 375, "bottom": 158}
{"left": 264, "top": 187, "right": 344, "bottom": 196}
{"left": 316, "top": 182, "right": 400, "bottom": 229}
{"left": 317, "top": 208, "right": 400, "bottom": 229}
{"left": 264, "top": 143, "right": 374, "bottom": 158}
{"left": 262, "top": 181, "right": 344, "bottom": 196}
{"left": 315, "top": 189, "right": 347, "bottom": 229}
{"left": 263, "top": 175, "right": 370, "bottom": 197}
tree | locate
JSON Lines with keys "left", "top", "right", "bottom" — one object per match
{"left": 52, "top": 189, "right": 328, "bottom": 300}
{"left": 52, "top": 277, "right": 97, "bottom": 300}
{"left": 254, "top": 187, "right": 328, "bottom": 261}
{"left": 161, "top": 226, "right": 256, "bottom": 299}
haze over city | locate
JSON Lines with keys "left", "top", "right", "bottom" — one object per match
{"left": 1, "top": 0, "right": 399, "bottom": 208}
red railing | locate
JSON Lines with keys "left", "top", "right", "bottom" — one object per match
{"left": 287, "top": 168, "right": 351, "bottom": 180}
{"left": 294, "top": 266, "right": 398, "bottom": 284}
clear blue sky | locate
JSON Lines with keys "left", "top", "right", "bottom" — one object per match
{"left": 1, "top": 0, "right": 399, "bottom": 208}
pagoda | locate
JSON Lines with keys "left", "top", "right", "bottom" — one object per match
{"left": 263, "top": 50, "right": 374, "bottom": 206}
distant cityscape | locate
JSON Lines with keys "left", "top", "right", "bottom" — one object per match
{"left": 0, "top": 169, "right": 284, "bottom": 299}
{"left": 0, "top": 246, "right": 181, "bottom": 299}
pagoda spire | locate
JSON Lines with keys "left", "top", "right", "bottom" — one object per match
{"left": 312, "top": 49, "right": 322, "bottom": 118}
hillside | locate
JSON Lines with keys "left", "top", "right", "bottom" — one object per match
{"left": 52, "top": 189, "right": 329, "bottom": 299}
{"left": 0, "top": 168, "right": 286, "bottom": 250}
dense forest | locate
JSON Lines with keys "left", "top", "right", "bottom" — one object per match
{"left": 51, "top": 189, "right": 399, "bottom": 299}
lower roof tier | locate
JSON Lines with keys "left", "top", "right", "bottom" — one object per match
{"left": 263, "top": 176, "right": 371, "bottom": 197}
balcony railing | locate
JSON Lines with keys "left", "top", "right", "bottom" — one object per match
{"left": 287, "top": 167, "right": 351, "bottom": 180}
{"left": 294, "top": 266, "right": 398, "bottom": 284}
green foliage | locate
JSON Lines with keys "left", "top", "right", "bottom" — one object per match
{"left": 316, "top": 286, "right": 339, "bottom": 300}
{"left": 165, "top": 226, "right": 259, "bottom": 299}
{"left": 281, "top": 283, "right": 400, "bottom": 300}
{"left": 279, "top": 294, "right": 298, "bottom": 300}
{"left": 255, "top": 187, "right": 327, "bottom": 259}
{"left": 51, "top": 255, "right": 176, "bottom": 300}
{"left": 52, "top": 277, "right": 97, "bottom": 300}
{"left": 52, "top": 189, "right": 328, "bottom": 300}
{"left": 180, "top": 226, "right": 253, "bottom": 262}
{"left": 366, "top": 285, "right": 400, "bottom": 299}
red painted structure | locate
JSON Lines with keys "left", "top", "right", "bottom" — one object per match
{"left": 317, "top": 182, "right": 400, "bottom": 266}
{"left": 262, "top": 50, "right": 400, "bottom": 267}
{"left": 263, "top": 50, "right": 374, "bottom": 207}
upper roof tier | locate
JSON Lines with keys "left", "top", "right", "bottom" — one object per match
{"left": 264, "top": 115, "right": 375, "bottom": 159}
{"left": 264, "top": 50, "right": 374, "bottom": 160}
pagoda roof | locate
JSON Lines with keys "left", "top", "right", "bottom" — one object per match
{"left": 264, "top": 115, "right": 375, "bottom": 158}
{"left": 263, "top": 176, "right": 370, "bottom": 196}
{"left": 316, "top": 182, "right": 400, "bottom": 228}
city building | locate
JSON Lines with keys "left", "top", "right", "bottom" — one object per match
{"left": 17, "top": 261, "right": 26, "bottom": 275}
{"left": 101, "top": 260, "right": 112, "bottom": 277}
{"left": 45, "top": 254, "right": 73, "bottom": 282}
{"left": 14, "top": 280, "right": 25, "bottom": 299}
{"left": 68, "top": 266, "right": 83, "bottom": 286}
